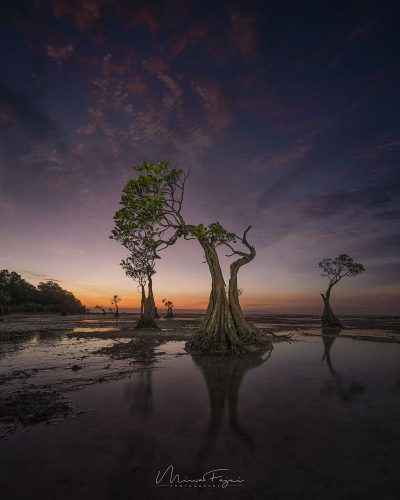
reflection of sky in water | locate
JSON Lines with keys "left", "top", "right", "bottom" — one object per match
{"left": 1, "top": 333, "right": 400, "bottom": 498}
{"left": 73, "top": 327, "right": 120, "bottom": 333}
{"left": 0, "top": 332, "right": 131, "bottom": 392}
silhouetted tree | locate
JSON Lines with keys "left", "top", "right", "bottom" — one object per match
{"left": 0, "top": 271, "right": 84, "bottom": 314}
{"left": 111, "top": 294, "right": 122, "bottom": 317}
{"left": 0, "top": 289, "right": 11, "bottom": 315}
{"left": 95, "top": 305, "right": 106, "bottom": 315}
{"left": 318, "top": 254, "right": 365, "bottom": 328}
{"left": 121, "top": 248, "right": 158, "bottom": 328}
{"left": 162, "top": 298, "right": 174, "bottom": 318}
{"left": 37, "top": 281, "right": 85, "bottom": 313}
{"left": 0, "top": 270, "right": 37, "bottom": 313}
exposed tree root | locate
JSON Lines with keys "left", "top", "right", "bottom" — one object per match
{"left": 135, "top": 317, "right": 159, "bottom": 329}
{"left": 186, "top": 328, "right": 273, "bottom": 354}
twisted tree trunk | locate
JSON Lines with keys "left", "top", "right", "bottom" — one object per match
{"left": 186, "top": 244, "right": 242, "bottom": 353}
{"left": 228, "top": 234, "right": 262, "bottom": 343}
{"left": 321, "top": 285, "right": 343, "bottom": 328}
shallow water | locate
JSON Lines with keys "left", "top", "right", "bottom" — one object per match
{"left": 1, "top": 326, "right": 400, "bottom": 499}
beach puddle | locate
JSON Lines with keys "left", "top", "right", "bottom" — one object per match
{"left": 73, "top": 327, "right": 120, "bottom": 333}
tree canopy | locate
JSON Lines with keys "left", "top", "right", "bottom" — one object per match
{"left": 319, "top": 254, "right": 365, "bottom": 286}
{"left": 0, "top": 270, "right": 85, "bottom": 314}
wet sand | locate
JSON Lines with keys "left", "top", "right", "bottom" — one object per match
{"left": 0, "top": 313, "right": 400, "bottom": 499}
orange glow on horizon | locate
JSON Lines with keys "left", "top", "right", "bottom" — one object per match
{"left": 73, "top": 288, "right": 400, "bottom": 314}
{"left": 73, "top": 289, "right": 326, "bottom": 311}
{"left": 76, "top": 291, "right": 210, "bottom": 310}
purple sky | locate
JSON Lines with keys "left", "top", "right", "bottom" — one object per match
{"left": 0, "top": 1, "right": 399, "bottom": 313}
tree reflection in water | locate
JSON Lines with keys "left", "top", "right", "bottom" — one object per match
{"left": 191, "top": 348, "right": 272, "bottom": 462}
{"left": 109, "top": 344, "right": 273, "bottom": 496}
{"left": 109, "top": 351, "right": 157, "bottom": 498}
{"left": 321, "top": 328, "right": 365, "bottom": 401}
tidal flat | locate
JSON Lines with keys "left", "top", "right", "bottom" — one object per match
{"left": 0, "top": 313, "right": 400, "bottom": 499}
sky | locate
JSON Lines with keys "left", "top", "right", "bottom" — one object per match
{"left": 0, "top": 0, "right": 399, "bottom": 314}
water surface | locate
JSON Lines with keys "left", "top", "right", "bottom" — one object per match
{"left": 1, "top": 324, "right": 400, "bottom": 499}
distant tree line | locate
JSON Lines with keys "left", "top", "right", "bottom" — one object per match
{"left": 0, "top": 270, "right": 85, "bottom": 315}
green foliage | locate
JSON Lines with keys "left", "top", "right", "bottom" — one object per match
{"left": 189, "top": 222, "right": 236, "bottom": 247}
{"left": 111, "top": 160, "right": 185, "bottom": 253}
{"left": 0, "top": 270, "right": 85, "bottom": 314}
{"left": 318, "top": 254, "right": 365, "bottom": 285}
{"left": 111, "top": 161, "right": 186, "bottom": 289}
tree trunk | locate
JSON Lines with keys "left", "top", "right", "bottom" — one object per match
{"left": 186, "top": 244, "right": 242, "bottom": 353}
{"left": 114, "top": 305, "right": 119, "bottom": 317}
{"left": 228, "top": 249, "right": 263, "bottom": 344}
{"left": 147, "top": 275, "right": 156, "bottom": 317}
{"left": 140, "top": 285, "right": 145, "bottom": 316}
{"left": 321, "top": 287, "right": 343, "bottom": 328}
{"left": 136, "top": 278, "right": 158, "bottom": 329}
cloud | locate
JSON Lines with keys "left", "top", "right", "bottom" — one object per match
{"left": 23, "top": 271, "right": 64, "bottom": 283}
{"left": 0, "top": 82, "right": 117, "bottom": 215}
{"left": 346, "top": 18, "right": 380, "bottom": 42}
{"left": 143, "top": 58, "right": 183, "bottom": 109}
{"left": 360, "top": 261, "right": 400, "bottom": 286}
{"left": 166, "top": 34, "right": 188, "bottom": 61}
{"left": 226, "top": 11, "right": 256, "bottom": 58}
{"left": 47, "top": 0, "right": 104, "bottom": 30}
{"left": 375, "top": 210, "right": 400, "bottom": 220}
{"left": 122, "top": 5, "right": 158, "bottom": 34}
{"left": 0, "top": 82, "right": 59, "bottom": 141}
{"left": 296, "top": 179, "right": 400, "bottom": 218}
{"left": 353, "top": 233, "right": 400, "bottom": 259}
{"left": 45, "top": 44, "right": 74, "bottom": 65}
{"left": 257, "top": 91, "right": 400, "bottom": 211}
{"left": 0, "top": 82, "right": 66, "bottom": 205}
{"left": 237, "top": 143, "right": 310, "bottom": 178}
{"left": 192, "top": 78, "right": 233, "bottom": 131}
